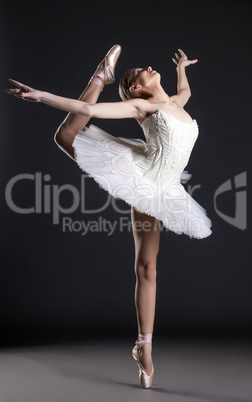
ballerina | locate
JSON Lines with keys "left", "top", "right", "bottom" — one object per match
{"left": 6, "top": 44, "right": 212, "bottom": 388}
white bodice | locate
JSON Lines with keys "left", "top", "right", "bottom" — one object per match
{"left": 134, "top": 109, "right": 199, "bottom": 187}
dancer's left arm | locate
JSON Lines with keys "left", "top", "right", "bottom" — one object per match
{"left": 171, "top": 49, "right": 198, "bottom": 107}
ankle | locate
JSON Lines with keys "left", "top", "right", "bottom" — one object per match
{"left": 89, "top": 76, "right": 104, "bottom": 92}
{"left": 136, "top": 333, "right": 153, "bottom": 347}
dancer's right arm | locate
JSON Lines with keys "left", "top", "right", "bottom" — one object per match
{"left": 5, "top": 79, "right": 154, "bottom": 120}
{"left": 5, "top": 79, "right": 100, "bottom": 114}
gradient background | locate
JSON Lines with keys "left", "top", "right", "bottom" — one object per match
{"left": 1, "top": 0, "right": 251, "bottom": 346}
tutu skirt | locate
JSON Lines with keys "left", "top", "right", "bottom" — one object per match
{"left": 72, "top": 124, "right": 212, "bottom": 239}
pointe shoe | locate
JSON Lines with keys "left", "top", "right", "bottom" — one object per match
{"left": 90, "top": 44, "right": 121, "bottom": 85}
{"left": 132, "top": 333, "right": 154, "bottom": 389}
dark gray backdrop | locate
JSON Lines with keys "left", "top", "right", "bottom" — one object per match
{"left": 1, "top": 1, "right": 251, "bottom": 345}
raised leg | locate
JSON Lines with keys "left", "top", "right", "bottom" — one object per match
{"left": 54, "top": 44, "right": 121, "bottom": 160}
{"left": 54, "top": 81, "right": 101, "bottom": 160}
{"left": 131, "top": 206, "right": 160, "bottom": 375}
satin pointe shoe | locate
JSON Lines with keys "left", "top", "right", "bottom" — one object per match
{"left": 132, "top": 333, "right": 154, "bottom": 389}
{"left": 90, "top": 44, "right": 121, "bottom": 86}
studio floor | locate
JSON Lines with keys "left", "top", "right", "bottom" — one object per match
{"left": 1, "top": 337, "right": 252, "bottom": 402}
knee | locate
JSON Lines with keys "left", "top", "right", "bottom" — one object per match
{"left": 54, "top": 124, "right": 68, "bottom": 147}
{"left": 54, "top": 124, "right": 76, "bottom": 160}
{"left": 135, "top": 259, "right": 157, "bottom": 282}
{"left": 54, "top": 123, "right": 76, "bottom": 147}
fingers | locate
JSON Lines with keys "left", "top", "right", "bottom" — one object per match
{"left": 186, "top": 59, "right": 198, "bottom": 65}
{"left": 5, "top": 87, "right": 24, "bottom": 97}
{"left": 173, "top": 49, "right": 198, "bottom": 66}
{"left": 8, "top": 78, "right": 30, "bottom": 92}
{"left": 172, "top": 49, "right": 184, "bottom": 64}
{"left": 9, "top": 78, "right": 25, "bottom": 88}
{"left": 172, "top": 52, "right": 180, "bottom": 65}
{"left": 5, "top": 89, "right": 24, "bottom": 99}
{"left": 172, "top": 56, "right": 198, "bottom": 67}
{"left": 5, "top": 88, "right": 21, "bottom": 94}
{"left": 5, "top": 78, "right": 31, "bottom": 99}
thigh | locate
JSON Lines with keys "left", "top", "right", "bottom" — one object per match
{"left": 131, "top": 207, "right": 160, "bottom": 261}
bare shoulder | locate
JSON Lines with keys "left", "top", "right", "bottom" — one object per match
{"left": 169, "top": 95, "right": 181, "bottom": 106}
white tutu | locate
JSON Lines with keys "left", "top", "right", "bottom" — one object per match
{"left": 72, "top": 111, "right": 212, "bottom": 239}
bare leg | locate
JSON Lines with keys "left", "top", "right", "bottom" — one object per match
{"left": 54, "top": 81, "right": 101, "bottom": 160}
{"left": 131, "top": 206, "right": 160, "bottom": 375}
{"left": 54, "top": 44, "right": 121, "bottom": 160}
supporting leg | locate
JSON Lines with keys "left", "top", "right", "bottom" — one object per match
{"left": 131, "top": 206, "right": 160, "bottom": 375}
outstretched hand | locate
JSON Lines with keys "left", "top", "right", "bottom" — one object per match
{"left": 172, "top": 49, "right": 198, "bottom": 68}
{"left": 5, "top": 79, "right": 41, "bottom": 102}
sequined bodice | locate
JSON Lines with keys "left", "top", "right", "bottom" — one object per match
{"left": 136, "top": 109, "right": 199, "bottom": 186}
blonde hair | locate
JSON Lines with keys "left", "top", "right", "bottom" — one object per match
{"left": 119, "top": 69, "right": 135, "bottom": 101}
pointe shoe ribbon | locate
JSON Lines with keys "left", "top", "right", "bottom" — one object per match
{"left": 135, "top": 333, "right": 153, "bottom": 347}
{"left": 90, "top": 44, "right": 121, "bottom": 86}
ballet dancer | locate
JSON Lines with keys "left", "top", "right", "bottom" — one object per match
{"left": 6, "top": 44, "right": 212, "bottom": 388}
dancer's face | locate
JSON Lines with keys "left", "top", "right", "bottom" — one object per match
{"left": 129, "top": 66, "right": 160, "bottom": 96}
